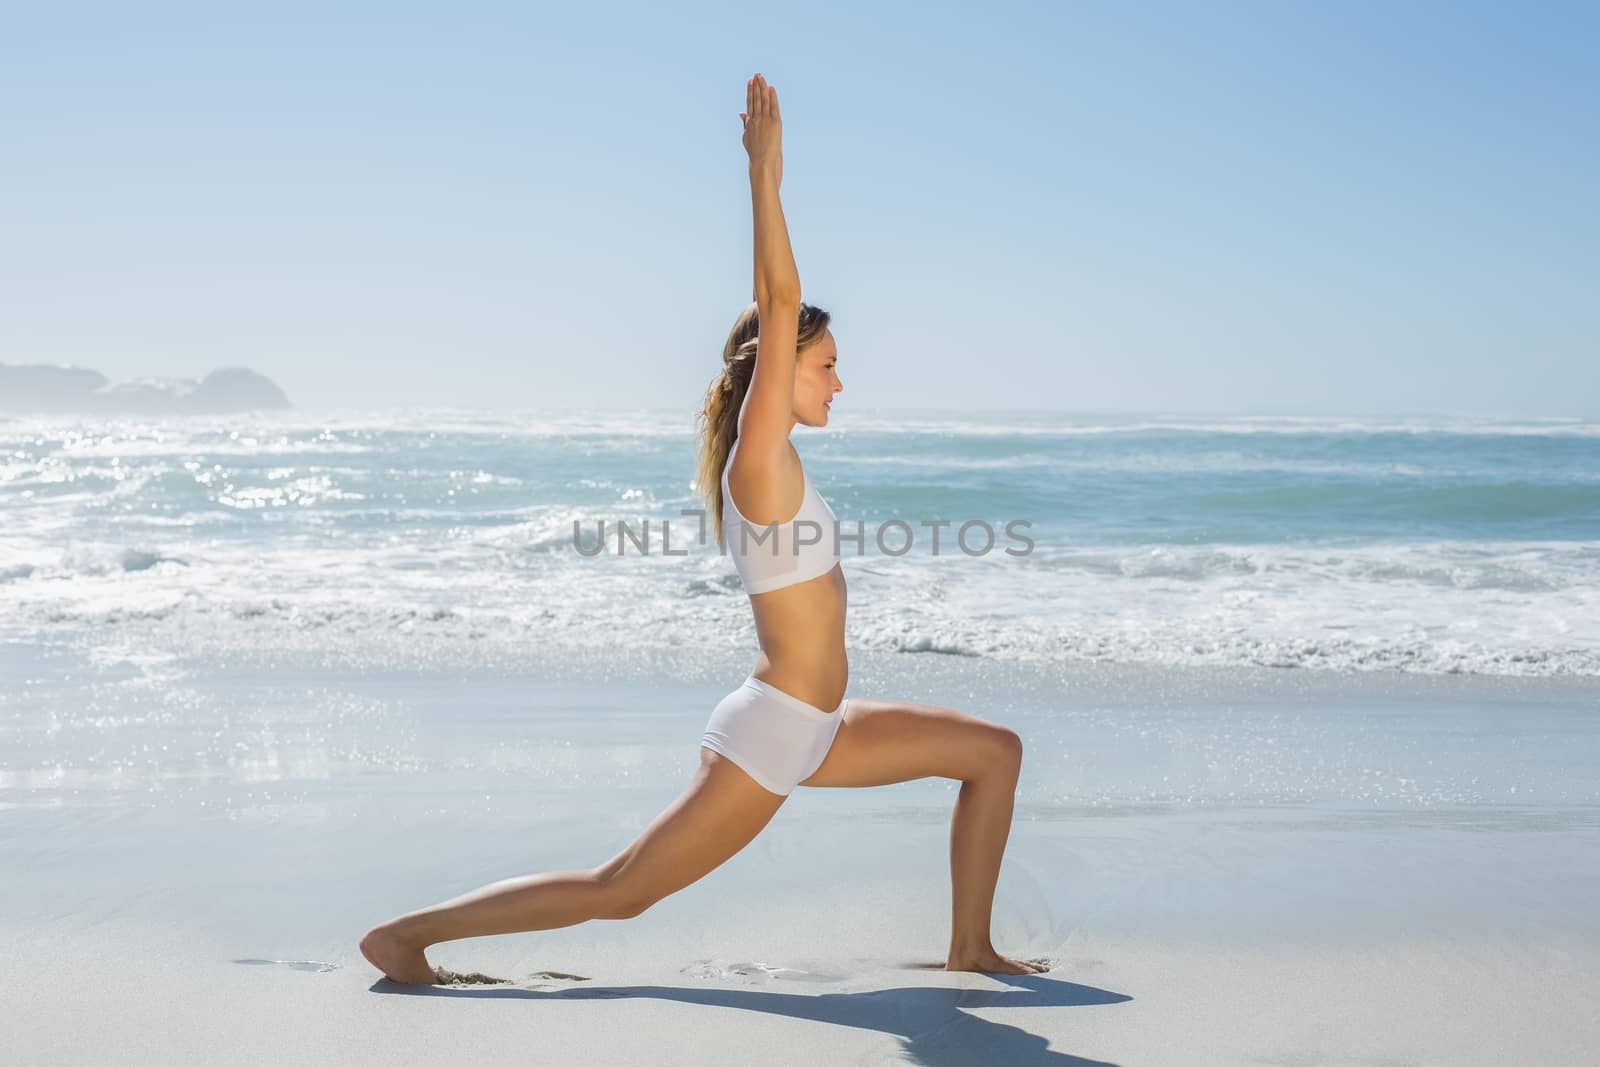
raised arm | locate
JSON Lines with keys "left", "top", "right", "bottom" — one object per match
{"left": 743, "top": 73, "right": 795, "bottom": 306}
{"left": 731, "top": 73, "right": 803, "bottom": 508}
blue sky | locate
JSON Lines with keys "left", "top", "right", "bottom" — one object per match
{"left": 1, "top": 0, "right": 1595, "bottom": 415}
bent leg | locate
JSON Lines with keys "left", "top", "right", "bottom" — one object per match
{"left": 798, "top": 696, "right": 1022, "bottom": 789}
{"left": 798, "top": 697, "right": 1043, "bottom": 974}
{"left": 360, "top": 748, "right": 786, "bottom": 983}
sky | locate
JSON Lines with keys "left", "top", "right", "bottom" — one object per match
{"left": 1, "top": 0, "right": 1596, "bottom": 416}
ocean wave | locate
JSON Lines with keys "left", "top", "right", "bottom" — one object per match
{"left": 4, "top": 409, "right": 1597, "bottom": 679}
{"left": 4, "top": 538, "right": 1598, "bottom": 677}
{"left": 6, "top": 591, "right": 1595, "bottom": 678}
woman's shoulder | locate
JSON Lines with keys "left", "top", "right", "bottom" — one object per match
{"left": 725, "top": 437, "right": 806, "bottom": 526}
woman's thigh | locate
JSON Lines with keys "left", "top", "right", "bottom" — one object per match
{"left": 596, "top": 747, "right": 788, "bottom": 908}
{"left": 797, "top": 696, "right": 1022, "bottom": 789}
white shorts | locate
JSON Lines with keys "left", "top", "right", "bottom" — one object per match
{"left": 700, "top": 675, "right": 848, "bottom": 796}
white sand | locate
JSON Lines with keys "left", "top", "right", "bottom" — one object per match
{"left": 10, "top": 923, "right": 1598, "bottom": 1065}
{"left": 6, "top": 639, "right": 1600, "bottom": 1063}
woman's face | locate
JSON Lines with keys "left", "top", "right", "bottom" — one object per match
{"left": 794, "top": 328, "right": 842, "bottom": 427}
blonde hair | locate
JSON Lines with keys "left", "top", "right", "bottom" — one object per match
{"left": 694, "top": 300, "right": 833, "bottom": 548}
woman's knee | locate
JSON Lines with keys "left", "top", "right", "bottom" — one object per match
{"left": 590, "top": 869, "right": 653, "bottom": 920}
{"left": 599, "top": 893, "right": 656, "bottom": 920}
{"left": 984, "top": 723, "right": 1024, "bottom": 778}
{"left": 947, "top": 718, "right": 1023, "bottom": 783}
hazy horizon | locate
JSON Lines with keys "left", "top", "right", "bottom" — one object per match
{"left": 3, "top": 366, "right": 1598, "bottom": 423}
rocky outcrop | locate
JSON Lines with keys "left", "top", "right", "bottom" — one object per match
{"left": 0, "top": 364, "right": 291, "bottom": 414}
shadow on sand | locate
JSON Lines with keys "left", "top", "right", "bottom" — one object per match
{"left": 371, "top": 969, "right": 1131, "bottom": 1066}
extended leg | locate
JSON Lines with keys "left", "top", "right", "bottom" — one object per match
{"left": 360, "top": 747, "right": 787, "bottom": 983}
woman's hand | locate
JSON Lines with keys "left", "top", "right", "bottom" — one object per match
{"left": 740, "top": 72, "right": 782, "bottom": 184}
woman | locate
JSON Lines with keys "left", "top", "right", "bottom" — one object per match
{"left": 359, "top": 73, "right": 1045, "bottom": 984}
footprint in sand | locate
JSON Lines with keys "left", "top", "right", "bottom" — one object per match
{"left": 901, "top": 957, "right": 1054, "bottom": 972}
{"left": 433, "top": 968, "right": 516, "bottom": 986}
{"left": 232, "top": 958, "right": 340, "bottom": 973}
{"left": 433, "top": 968, "right": 592, "bottom": 986}
{"left": 681, "top": 959, "right": 845, "bottom": 982}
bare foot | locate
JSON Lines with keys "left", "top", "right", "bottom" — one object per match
{"left": 359, "top": 924, "right": 442, "bottom": 985}
{"left": 946, "top": 950, "right": 1051, "bottom": 975}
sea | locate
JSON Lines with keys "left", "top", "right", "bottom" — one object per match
{"left": 3, "top": 407, "right": 1597, "bottom": 677}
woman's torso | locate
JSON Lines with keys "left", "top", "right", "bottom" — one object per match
{"left": 722, "top": 441, "right": 849, "bottom": 710}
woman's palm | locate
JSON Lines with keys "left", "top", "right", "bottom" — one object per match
{"left": 740, "top": 73, "right": 782, "bottom": 185}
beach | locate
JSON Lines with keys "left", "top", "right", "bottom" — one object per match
{"left": 6, "top": 0, "right": 1597, "bottom": 1053}
{"left": 6, "top": 634, "right": 1598, "bottom": 1065}
{"left": 4, "top": 408, "right": 1599, "bottom": 1062}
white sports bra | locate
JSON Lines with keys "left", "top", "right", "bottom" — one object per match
{"left": 720, "top": 439, "right": 841, "bottom": 594}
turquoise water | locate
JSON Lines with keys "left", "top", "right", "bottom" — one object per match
{"left": 2, "top": 408, "right": 1597, "bottom": 674}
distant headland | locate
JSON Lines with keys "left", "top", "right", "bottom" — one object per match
{"left": 0, "top": 363, "right": 291, "bottom": 415}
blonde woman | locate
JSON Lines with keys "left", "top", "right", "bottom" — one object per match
{"left": 359, "top": 73, "right": 1044, "bottom": 983}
